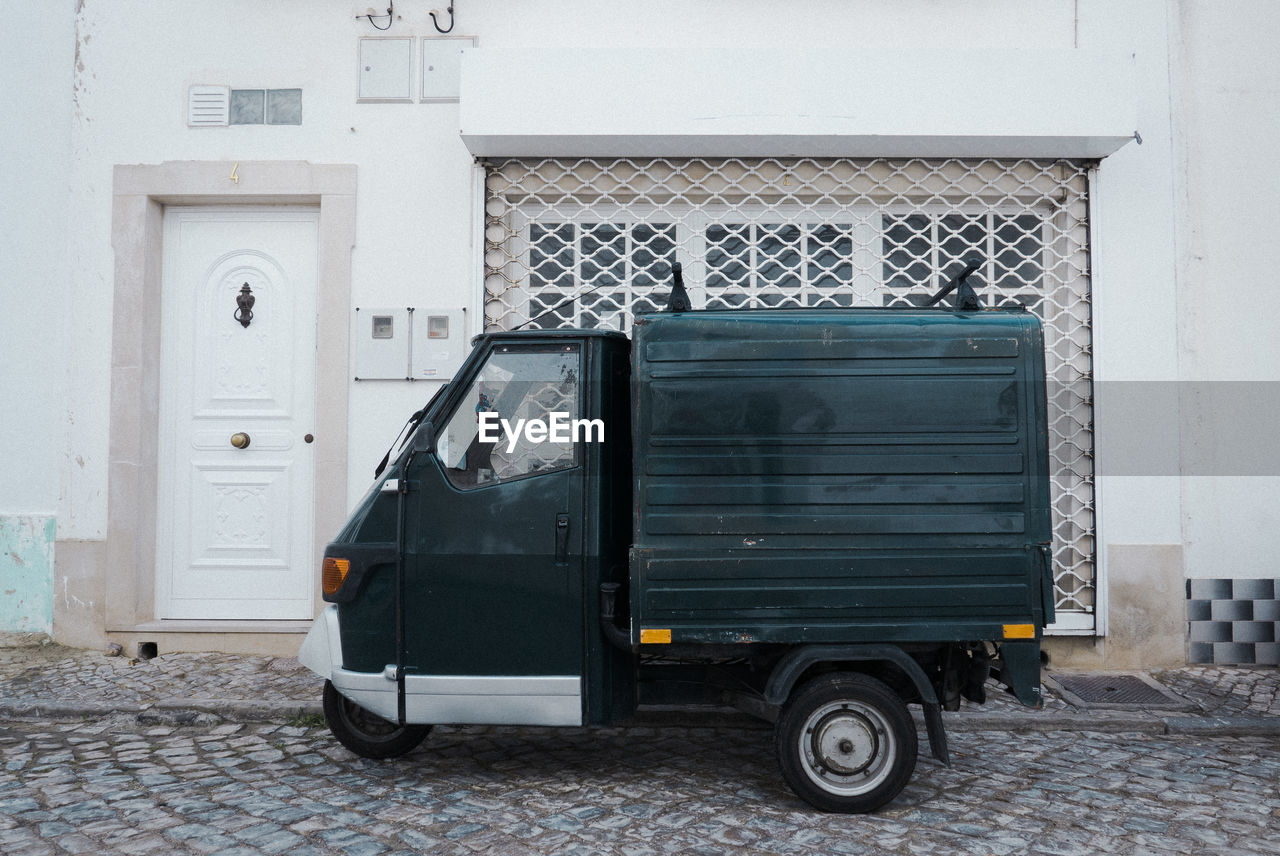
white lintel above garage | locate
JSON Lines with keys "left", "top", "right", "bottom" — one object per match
{"left": 459, "top": 48, "right": 1136, "bottom": 160}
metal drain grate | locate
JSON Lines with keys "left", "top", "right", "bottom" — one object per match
{"left": 1048, "top": 673, "right": 1192, "bottom": 710}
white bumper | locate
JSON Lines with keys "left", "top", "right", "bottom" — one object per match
{"left": 297, "top": 605, "right": 344, "bottom": 679}
{"left": 298, "top": 604, "right": 583, "bottom": 726}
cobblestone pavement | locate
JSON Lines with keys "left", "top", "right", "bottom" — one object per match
{"left": 1, "top": 716, "right": 1278, "bottom": 856}
{"left": 0, "top": 647, "right": 323, "bottom": 708}
{"left": 0, "top": 645, "right": 1278, "bottom": 853}
{"left": 2, "top": 643, "right": 1278, "bottom": 724}
{"left": 1152, "top": 667, "right": 1280, "bottom": 717}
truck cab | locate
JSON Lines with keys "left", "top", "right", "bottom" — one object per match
{"left": 300, "top": 308, "right": 1053, "bottom": 813}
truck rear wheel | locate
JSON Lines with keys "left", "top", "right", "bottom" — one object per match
{"left": 322, "top": 680, "right": 431, "bottom": 759}
{"left": 775, "top": 673, "right": 918, "bottom": 813}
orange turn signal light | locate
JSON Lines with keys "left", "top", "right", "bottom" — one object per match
{"left": 322, "top": 557, "right": 351, "bottom": 595}
{"left": 1003, "top": 623, "right": 1035, "bottom": 639}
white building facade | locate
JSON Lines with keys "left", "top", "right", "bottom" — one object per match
{"left": 2, "top": 0, "right": 1277, "bottom": 666}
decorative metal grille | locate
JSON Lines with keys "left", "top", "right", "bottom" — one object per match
{"left": 483, "top": 157, "right": 1095, "bottom": 626}
{"left": 491, "top": 376, "right": 578, "bottom": 480}
{"left": 436, "top": 346, "right": 580, "bottom": 487}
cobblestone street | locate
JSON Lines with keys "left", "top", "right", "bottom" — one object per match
{"left": 1, "top": 646, "right": 1278, "bottom": 853}
{"left": 1, "top": 715, "right": 1278, "bottom": 856}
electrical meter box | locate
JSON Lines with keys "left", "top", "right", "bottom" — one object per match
{"left": 353, "top": 307, "right": 411, "bottom": 380}
{"left": 353, "top": 307, "right": 467, "bottom": 381}
{"left": 358, "top": 37, "right": 413, "bottom": 102}
{"left": 411, "top": 307, "right": 466, "bottom": 380}
{"left": 421, "top": 37, "right": 475, "bottom": 102}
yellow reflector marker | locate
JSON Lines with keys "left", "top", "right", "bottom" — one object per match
{"left": 322, "top": 557, "right": 351, "bottom": 595}
{"left": 640, "top": 628, "right": 672, "bottom": 644}
{"left": 1003, "top": 623, "right": 1035, "bottom": 639}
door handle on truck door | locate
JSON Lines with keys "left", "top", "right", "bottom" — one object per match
{"left": 555, "top": 514, "right": 569, "bottom": 565}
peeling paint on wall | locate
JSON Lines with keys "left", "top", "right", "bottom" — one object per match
{"left": 0, "top": 516, "right": 55, "bottom": 633}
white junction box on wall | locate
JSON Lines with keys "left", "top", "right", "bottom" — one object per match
{"left": 358, "top": 37, "right": 414, "bottom": 102}
{"left": 411, "top": 307, "right": 466, "bottom": 380}
{"left": 353, "top": 307, "right": 411, "bottom": 380}
{"left": 421, "top": 37, "right": 476, "bottom": 102}
{"left": 353, "top": 307, "right": 466, "bottom": 381}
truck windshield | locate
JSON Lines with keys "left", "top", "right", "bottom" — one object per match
{"left": 435, "top": 343, "right": 581, "bottom": 488}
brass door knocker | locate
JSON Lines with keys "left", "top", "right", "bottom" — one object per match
{"left": 234, "top": 283, "right": 255, "bottom": 328}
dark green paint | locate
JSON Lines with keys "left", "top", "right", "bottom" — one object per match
{"left": 402, "top": 457, "right": 583, "bottom": 674}
{"left": 335, "top": 561, "right": 397, "bottom": 673}
{"left": 329, "top": 331, "right": 634, "bottom": 721}
{"left": 631, "top": 309, "right": 1052, "bottom": 665}
{"left": 999, "top": 640, "right": 1044, "bottom": 706}
{"left": 326, "top": 309, "right": 1051, "bottom": 720}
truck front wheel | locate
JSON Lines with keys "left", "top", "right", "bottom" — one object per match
{"left": 775, "top": 673, "right": 918, "bottom": 813}
{"left": 322, "top": 680, "right": 431, "bottom": 759}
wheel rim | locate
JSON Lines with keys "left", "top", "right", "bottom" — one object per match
{"left": 336, "top": 695, "right": 407, "bottom": 743}
{"left": 798, "top": 700, "right": 897, "bottom": 796}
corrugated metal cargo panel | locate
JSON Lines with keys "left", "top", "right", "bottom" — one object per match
{"left": 630, "top": 308, "right": 1051, "bottom": 642}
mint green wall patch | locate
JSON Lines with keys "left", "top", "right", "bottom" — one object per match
{"left": 0, "top": 515, "right": 55, "bottom": 634}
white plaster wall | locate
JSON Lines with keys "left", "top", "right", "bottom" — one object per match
{"left": 460, "top": 47, "right": 1134, "bottom": 159}
{"left": 44, "top": 0, "right": 1264, "bottom": 624}
{"left": 1169, "top": 0, "right": 1280, "bottom": 579}
{"left": 460, "top": 0, "right": 1076, "bottom": 49}
{"left": 0, "top": 1, "right": 75, "bottom": 520}
{"left": 57, "top": 0, "right": 1090, "bottom": 532}
{"left": 1079, "top": 0, "right": 1184, "bottom": 564}
{"left": 60, "top": 0, "right": 479, "bottom": 530}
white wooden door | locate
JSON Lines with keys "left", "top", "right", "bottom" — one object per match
{"left": 157, "top": 207, "right": 319, "bottom": 619}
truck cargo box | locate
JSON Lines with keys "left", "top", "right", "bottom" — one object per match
{"left": 629, "top": 309, "right": 1054, "bottom": 645}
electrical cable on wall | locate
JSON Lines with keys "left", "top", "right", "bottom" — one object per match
{"left": 430, "top": 3, "right": 455, "bottom": 34}
{"left": 358, "top": 2, "right": 395, "bottom": 31}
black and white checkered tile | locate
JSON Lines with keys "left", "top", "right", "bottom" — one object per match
{"left": 1186, "top": 578, "right": 1280, "bottom": 665}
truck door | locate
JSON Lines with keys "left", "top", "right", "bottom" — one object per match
{"left": 400, "top": 341, "right": 587, "bottom": 725}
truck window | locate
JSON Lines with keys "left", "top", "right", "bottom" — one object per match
{"left": 435, "top": 344, "right": 581, "bottom": 488}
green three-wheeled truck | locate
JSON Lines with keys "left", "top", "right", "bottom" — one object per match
{"left": 299, "top": 290, "right": 1054, "bottom": 813}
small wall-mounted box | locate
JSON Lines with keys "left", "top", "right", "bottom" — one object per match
{"left": 421, "top": 37, "right": 476, "bottom": 102}
{"left": 353, "top": 307, "right": 466, "bottom": 381}
{"left": 411, "top": 308, "right": 467, "bottom": 380}
{"left": 358, "top": 37, "right": 414, "bottom": 102}
{"left": 353, "top": 307, "right": 411, "bottom": 380}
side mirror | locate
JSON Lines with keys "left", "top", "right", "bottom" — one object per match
{"left": 412, "top": 420, "right": 437, "bottom": 452}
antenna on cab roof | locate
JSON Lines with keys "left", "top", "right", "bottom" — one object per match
{"left": 512, "top": 278, "right": 619, "bottom": 332}
{"left": 926, "top": 256, "right": 984, "bottom": 311}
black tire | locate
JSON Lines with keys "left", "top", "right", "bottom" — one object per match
{"left": 322, "top": 680, "right": 431, "bottom": 760}
{"left": 774, "top": 672, "right": 918, "bottom": 813}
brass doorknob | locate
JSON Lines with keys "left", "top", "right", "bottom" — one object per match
{"left": 230, "top": 432, "right": 251, "bottom": 449}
